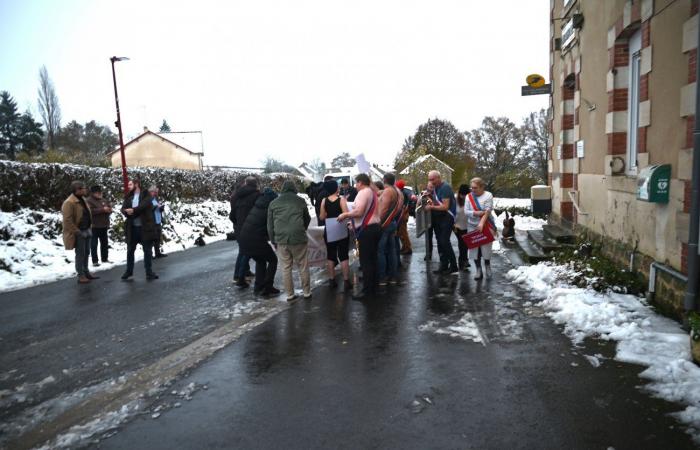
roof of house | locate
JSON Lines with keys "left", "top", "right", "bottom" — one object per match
{"left": 399, "top": 154, "right": 454, "bottom": 175}
{"left": 108, "top": 130, "right": 204, "bottom": 156}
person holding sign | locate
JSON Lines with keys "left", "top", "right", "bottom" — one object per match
{"left": 319, "top": 179, "right": 352, "bottom": 291}
{"left": 337, "top": 173, "right": 380, "bottom": 300}
{"left": 464, "top": 177, "right": 496, "bottom": 280}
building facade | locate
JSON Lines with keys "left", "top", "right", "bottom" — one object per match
{"left": 109, "top": 129, "right": 204, "bottom": 171}
{"left": 548, "top": 0, "right": 697, "bottom": 316}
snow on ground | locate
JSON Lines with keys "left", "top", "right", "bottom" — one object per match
{"left": 493, "top": 197, "right": 531, "bottom": 210}
{"left": 507, "top": 262, "right": 700, "bottom": 441}
{"left": 0, "top": 201, "right": 232, "bottom": 293}
{"left": 419, "top": 313, "right": 484, "bottom": 344}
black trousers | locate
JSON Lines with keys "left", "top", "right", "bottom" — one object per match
{"left": 90, "top": 227, "right": 109, "bottom": 263}
{"left": 454, "top": 228, "right": 469, "bottom": 267}
{"left": 358, "top": 224, "right": 381, "bottom": 294}
{"left": 434, "top": 217, "right": 458, "bottom": 271}
{"left": 251, "top": 247, "right": 278, "bottom": 292}
{"left": 126, "top": 226, "right": 153, "bottom": 275}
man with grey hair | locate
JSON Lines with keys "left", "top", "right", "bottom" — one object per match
{"left": 425, "top": 170, "right": 458, "bottom": 274}
{"left": 148, "top": 185, "right": 167, "bottom": 258}
{"left": 62, "top": 180, "right": 98, "bottom": 284}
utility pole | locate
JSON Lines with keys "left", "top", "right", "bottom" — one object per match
{"left": 110, "top": 56, "right": 130, "bottom": 193}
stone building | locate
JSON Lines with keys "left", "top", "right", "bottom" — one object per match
{"left": 548, "top": 0, "right": 698, "bottom": 316}
{"left": 109, "top": 129, "right": 204, "bottom": 171}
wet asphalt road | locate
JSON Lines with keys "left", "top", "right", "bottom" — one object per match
{"left": 90, "top": 238, "right": 696, "bottom": 450}
{"left": 0, "top": 239, "right": 304, "bottom": 446}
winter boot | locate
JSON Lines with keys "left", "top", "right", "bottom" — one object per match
{"left": 474, "top": 261, "right": 483, "bottom": 280}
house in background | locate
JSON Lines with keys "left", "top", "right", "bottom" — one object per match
{"left": 399, "top": 154, "right": 453, "bottom": 190}
{"left": 109, "top": 128, "right": 204, "bottom": 171}
{"left": 296, "top": 162, "right": 323, "bottom": 182}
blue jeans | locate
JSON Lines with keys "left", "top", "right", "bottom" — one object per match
{"left": 377, "top": 221, "right": 398, "bottom": 280}
{"left": 234, "top": 250, "right": 251, "bottom": 280}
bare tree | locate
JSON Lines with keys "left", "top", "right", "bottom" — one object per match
{"left": 521, "top": 108, "right": 549, "bottom": 183}
{"left": 37, "top": 66, "right": 61, "bottom": 149}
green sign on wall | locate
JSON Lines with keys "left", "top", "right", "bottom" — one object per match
{"left": 637, "top": 164, "right": 671, "bottom": 203}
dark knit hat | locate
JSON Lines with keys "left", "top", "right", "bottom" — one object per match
{"left": 90, "top": 185, "right": 102, "bottom": 193}
{"left": 458, "top": 184, "right": 470, "bottom": 196}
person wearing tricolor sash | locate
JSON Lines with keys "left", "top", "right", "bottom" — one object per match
{"left": 424, "top": 170, "right": 458, "bottom": 275}
{"left": 337, "top": 173, "right": 381, "bottom": 299}
{"left": 465, "top": 177, "right": 496, "bottom": 280}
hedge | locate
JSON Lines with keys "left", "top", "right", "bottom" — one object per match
{"left": 0, "top": 160, "right": 304, "bottom": 212}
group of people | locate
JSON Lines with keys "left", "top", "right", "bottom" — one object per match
{"left": 421, "top": 173, "right": 495, "bottom": 280}
{"left": 61, "top": 169, "right": 495, "bottom": 296}
{"left": 230, "top": 177, "right": 313, "bottom": 301}
{"left": 61, "top": 178, "right": 167, "bottom": 284}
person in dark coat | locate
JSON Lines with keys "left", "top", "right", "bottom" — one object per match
{"left": 121, "top": 178, "right": 159, "bottom": 281}
{"left": 230, "top": 177, "right": 260, "bottom": 287}
{"left": 86, "top": 185, "right": 112, "bottom": 266}
{"left": 238, "top": 188, "right": 280, "bottom": 296}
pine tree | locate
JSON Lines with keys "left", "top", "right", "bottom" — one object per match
{"left": 159, "top": 120, "right": 172, "bottom": 132}
{"left": 17, "top": 111, "right": 44, "bottom": 155}
{"left": 0, "top": 91, "right": 21, "bottom": 160}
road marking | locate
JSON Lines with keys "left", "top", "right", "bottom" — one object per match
{"left": 8, "top": 300, "right": 291, "bottom": 450}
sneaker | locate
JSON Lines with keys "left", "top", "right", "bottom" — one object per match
{"left": 263, "top": 286, "right": 281, "bottom": 295}
{"left": 388, "top": 278, "right": 398, "bottom": 285}
{"left": 146, "top": 272, "right": 159, "bottom": 280}
{"left": 121, "top": 272, "right": 133, "bottom": 280}
{"left": 92, "top": 261, "right": 100, "bottom": 267}
{"left": 303, "top": 292, "right": 312, "bottom": 299}
{"left": 236, "top": 279, "right": 249, "bottom": 289}
{"left": 78, "top": 276, "right": 90, "bottom": 284}
{"left": 86, "top": 273, "right": 100, "bottom": 280}
{"left": 448, "top": 268, "right": 459, "bottom": 275}
{"left": 233, "top": 276, "right": 241, "bottom": 283}
{"left": 286, "top": 294, "right": 298, "bottom": 302}
{"left": 102, "top": 260, "right": 113, "bottom": 264}
{"left": 378, "top": 278, "right": 388, "bottom": 286}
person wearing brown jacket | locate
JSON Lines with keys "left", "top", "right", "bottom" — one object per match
{"left": 86, "top": 185, "right": 112, "bottom": 266}
{"left": 61, "top": 181, "right": 99, "bottom": 284}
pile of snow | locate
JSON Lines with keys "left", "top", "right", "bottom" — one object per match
{"left": 493, "top": 197, "right": 531, "bottom": 210}
{"left": 0, "top": 201, "right": 232, "bottom": 293}
{"left": 507, "top": 262, "right": 700, "bottom": 441}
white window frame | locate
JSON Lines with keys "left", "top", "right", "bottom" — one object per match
{"left": 627, "top": 30, "right": 642, "bottom": 175}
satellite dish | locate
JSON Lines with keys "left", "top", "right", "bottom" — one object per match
{"left": 526, "top": 74, "right": 546, "bottom": 88}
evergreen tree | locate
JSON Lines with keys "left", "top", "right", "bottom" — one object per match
{"left": 0, "top": 91, "right": 21, "bottom": 160}
{"left": 159, "top": 119, "right": 172, "bottom": 132}
{"left": 17, "top": 111, "right": 44, "bottom": 154}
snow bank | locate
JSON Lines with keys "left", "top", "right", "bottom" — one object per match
{"left": 507, "top": 262, "right": 700, "bottom": 441}
{"left": 0, "top": 201, "right": 232, "bottom": 293}
{"left": 493, "top": 197, "right": 531, "bottom": 210}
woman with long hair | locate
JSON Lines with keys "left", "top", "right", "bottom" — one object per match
{"left": 453, "top": 184, "right": 471, "bottom": 271}
{"left": 319, "top": 180, "right": 352, "bottom": 291}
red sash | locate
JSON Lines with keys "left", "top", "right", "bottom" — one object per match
{"left": 352, "top": 190, "right": 377, "bottom": 238}
{"left": 467, "top": 193, "right": 497, "bottom": 237}
{"left": 381, "top": 187, "right": 403, "bottom": 229}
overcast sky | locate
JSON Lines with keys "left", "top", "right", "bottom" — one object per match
{"left": 0, "top": 0, "right": 549, "bottom": 168}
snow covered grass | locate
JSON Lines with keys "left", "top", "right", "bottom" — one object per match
{"left": 0, "top": 201, "right": 232, "bottom": 293}
{"left": 507, "top": 262, "right": 700, "bottom": 441}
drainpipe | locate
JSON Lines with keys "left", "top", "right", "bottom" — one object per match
{"left": 684, "top": 22, "right": 700, "bottom": 313}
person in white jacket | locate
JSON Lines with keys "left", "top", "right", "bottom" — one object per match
{"left": 464, "top": 177, "right": 495, "bottom": 280}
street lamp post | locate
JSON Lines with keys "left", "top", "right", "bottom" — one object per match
{"left": 110, "top": 56, "right": 130, "bottom": 194}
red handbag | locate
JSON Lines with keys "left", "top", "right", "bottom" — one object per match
{"left": 461, "top": 229, "right": 495, "bottom": 249}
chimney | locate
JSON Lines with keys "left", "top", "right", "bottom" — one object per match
{"left": 143, "top": 126, "right": 148, "bottom": 132}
